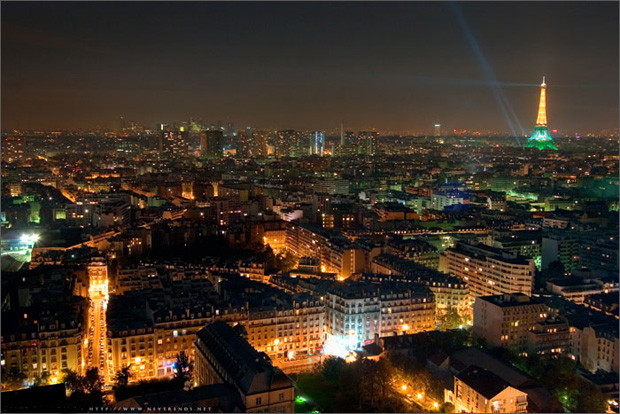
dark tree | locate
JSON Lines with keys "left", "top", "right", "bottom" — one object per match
{"left": 1, "top": 367, "right": 27, "bottom": 391}
{"left": 173, "top": 350, "right": 193, "bottom": 385}
{"left": 438, "top": 307, "right": 465, "bottom": 331}
{"left": 61, "top": 368, "right": 83, "bottom": 394}
{"left": 113, "top": 364, "right": 133, "bottom": 389}
{"left": 320, "top": 356, "right": 346, "bottom": 384}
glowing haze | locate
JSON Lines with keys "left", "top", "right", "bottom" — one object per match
{"left": 1, "top": 2, "right": 618, "bottom": 133}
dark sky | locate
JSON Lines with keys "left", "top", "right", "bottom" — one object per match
{"left": 2, "top": 1, "right": 618, "bottom": 133}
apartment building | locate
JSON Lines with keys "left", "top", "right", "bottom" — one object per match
{"left": 445, "top": 242, "right": 534, "bottom": 299}
{"left": 452, "top": 365, "right": 528, "bottom": 413}
{"left": 325, "top": 280, "right": 434, "bottom": 348}
{"left": 473, "top": 293, "right": 549, "bottom": 349}
{"left": 369, "top": 254, "right": 470, "bottom": 322}
{"left": 194, "top": 322, "right": 295, "bottom": 413}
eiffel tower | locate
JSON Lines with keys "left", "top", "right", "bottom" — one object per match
{"left": 526, "top": 77, "right": 558, "bottom": 150}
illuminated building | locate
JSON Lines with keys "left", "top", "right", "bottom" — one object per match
{"left": 526, "top": 317, "right": 571, "bottom": 355}
{"left": 452, "top": 365, "right": 528, "bottom": 413}
{"left": 285, "top": 223, "right": 368, "bottom": 278}
{"left": 541, "top": 232, "right": 580, "bottom": 272}
{"left": 580, "top": 325, "right": 619, "bottom": 374}
{"left": 159, "top": 127, "right": 189, "bottom": 157}
{"left": 373, "top": 203, "right": 418, "bottom": 221}
{"left": 0, "top": 233, "right": 39, "bottom": 266}
{"left": 262, "top": 228, "right": 287, "bottom": 252}
{"left": 238, "top": 261, "right": 266, "bottom": 283}
{"left": 358, "top": 131, "right": 377, "bottom": 156}
{"left": 312, "top": 178, "right": 351, "bottom": 195}
{"left": 377, "top": 282, "right": 435, "bottom": 336}
{"left": 88, "top": 258, "right": 108, "bottom": 298}
{"left": 445, "top": 242, "right": 534, "bottom": 299}
{"left": 312, "top": 131, "right": 324, "bottom": 156}
{"left": 194, "top": 322, "right": 295, "bottom": 413}
{"left": 252, "top": 130, "right": 268, "bottom": 158}
{"left": 368, "top": 256, "right": 471, "bottom": 324}
{"left": 545, "top": 269, "right": 618, "bottom": 304}
{"left": 93, "top": 199, "right": 131, "bottom": 228}
{"left": 0, "top": 272, "right": 88, "bottom": 388}
{"left": 236, "top": 129, "right": 252, "bottom": 158}
{"left": 434, "top": 123, "right": 441, "bottom": 137}
{"left": 1, "top": 135, "right": 26, "bottom": 163}
{"left": 107, "top": 275, "right": 324, "bottom": 382}
{"left": 245, "top": 295, "right": 325, "bottom": 373}
{"left": 430, "top": 191, "right": 468, "bottom": 211}
{"left": 473, "top": 293, "right": 549, "bottom": 349}
{"left": 200, "top": 130, "right": 224, "bottom": 159}
{"left": 526, "top": 77, "right": 558, "bottom": 151}
{"left": 484, "top": 230, "right": 541, "bottom": 269}
{"left": 324, "top": 281, "right": 380, "bottom": 349}
{"left": 578, "top": 237, "right": 619, "bottom": 272}
{"left": 325, "top": 280, "right": 434, "bottom": 350}
{"left": 385, "top": 236, "right": 439, "bottom": 269}
{"left": 274, "top": 130, "right": 298, "bottom": 158}
{"left": 1, "top": 309, "right": 86, "bottom": 387}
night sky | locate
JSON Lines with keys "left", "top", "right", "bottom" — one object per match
{"left": 2, "top": 1, "right": 618, "bottom": 133}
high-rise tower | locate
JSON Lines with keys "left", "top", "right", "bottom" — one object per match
{"left": 526, "top": 77, "right": 558, "bottom": 150}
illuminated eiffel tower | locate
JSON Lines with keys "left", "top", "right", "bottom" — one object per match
{"left": 526, "top": 77, "right": 558, "bottom": 150}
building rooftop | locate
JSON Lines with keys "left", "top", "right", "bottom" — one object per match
{"left": 477, "top": 293, "right": 542, "bottom": 308}
{"left": 448, "top": 241, "right": 531, "bottom": 265}
{"left": 455, "top": 365, "right": 512, "bottom": 399}
{"left": 195, "top": 322, "right": 292, "bottom": 396}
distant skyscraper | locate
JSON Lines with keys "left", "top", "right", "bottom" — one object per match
{"left": 252, "top": 130, "right": 268, "bottom": 157}
{"left": 236, "top": 129, "right": 251, "bottom": 158}
{"left": 275, "top": 130, "right": 299, "bottom": 158}
{"left": 526, "top": 77, "right": 558, "bottom": 151}
{"left": 358, "top": 131, "right": 377, "bottom": 156}
{"left": 159, "top": 126, "right": 188, "bottom": 157}
{"left": 200, "top": 130, "right": 224, "bottom": 159}
{"left": 313, "top": 131, "right": 325, "bottom": 156}
{"left": 434, "top": 123, "right": 441, "bottom": 137}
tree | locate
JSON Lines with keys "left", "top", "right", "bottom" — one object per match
{"left": 438, "top": 307, "right": 465, "bottom": 331}
{"left": 575, "top": 380, "right": 607, "bottom": 413}
{"left": 375, "top": 357, "right": 394, "bottom": 400}
{"left": 173, "top": 350, "right": 193, "bottom": 385}
{"left": 82, "top": 367, "right": 104, "bottom": 395}
{"left": 1, "top": 367, "right": 27, "bottom": 391}
{"left": 113, "top": 364, "right": 133, "bottom": 389}
{"left": 275, "top": 251, "right": 298, "bottom": 273}
{"left": 320, "top": 356, "right": 345, "bottom": 384}
{"left": 442, "top": 402, "right": 455, "bottom": 413}
{"left": 61, "top": 367, "right": 105, "bottom": 409}
{"left": 32, "top": 371, "right": 51, "bottom": 387}
{"left": 61, "top": 368, "right": 82, "bottom": 394}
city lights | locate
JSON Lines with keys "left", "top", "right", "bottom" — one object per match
{"left": 0, "top": 2, "right": 616, "bottom": 413}
{"left": 19, "top": 233, "right": 39, "bottom": 244}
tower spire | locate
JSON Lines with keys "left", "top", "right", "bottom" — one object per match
{"left": 526, "top": 76, "right": 557, "bottom": 150}
{"left": 535, "top": 78, "right": 548, "bottom": 126}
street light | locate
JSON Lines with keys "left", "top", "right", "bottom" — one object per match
{"left": 401, "top": 384, "right": 407, "bottom": 391}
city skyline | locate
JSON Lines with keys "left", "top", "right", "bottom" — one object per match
{"left": 1, "top": 1, "right": 618, "bottom": 133}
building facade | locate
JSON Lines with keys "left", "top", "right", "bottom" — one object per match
{"left": 445, "top": 242, "right": 534, "bottom": 299}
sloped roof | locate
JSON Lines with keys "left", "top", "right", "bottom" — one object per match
{"left": 455, "top": 365, "right": 511, "bottom": 399}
